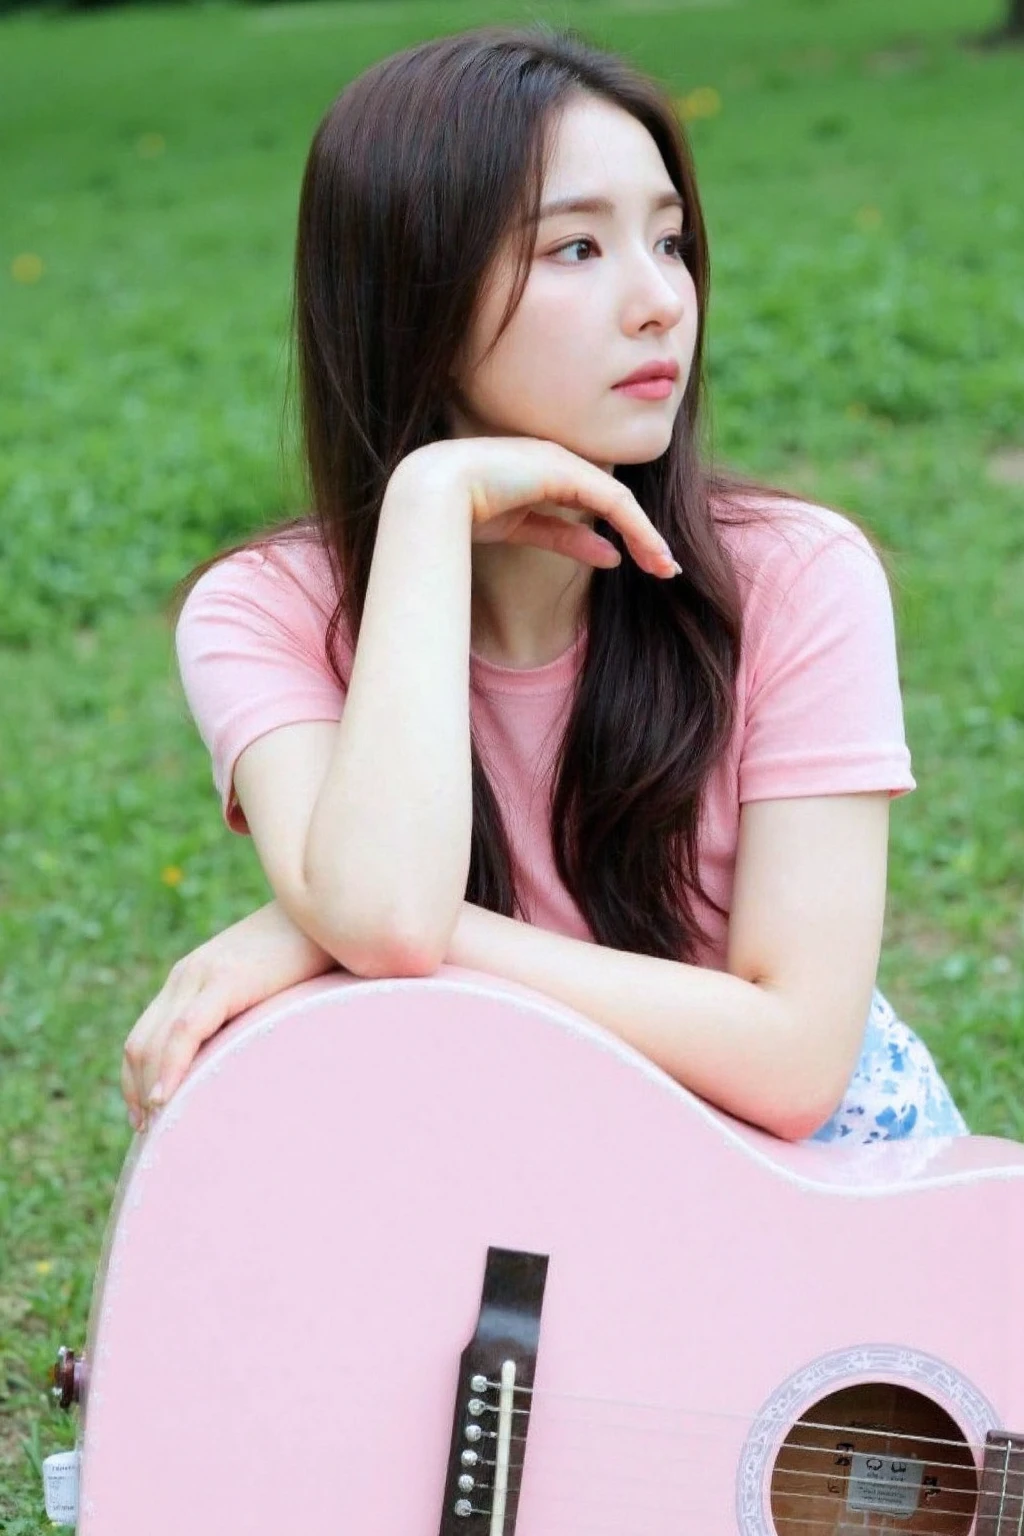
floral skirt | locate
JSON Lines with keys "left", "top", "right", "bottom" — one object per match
{"left": 806, "top": 987, "right": 969, "bottom": 1145}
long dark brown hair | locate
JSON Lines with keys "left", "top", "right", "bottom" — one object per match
{"left": 172, "top": 22, "right": 870, "bottom": 962}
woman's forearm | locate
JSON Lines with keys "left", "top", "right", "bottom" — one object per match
{"left": 445, "top": 901, "right": 842, "bottom": 1142}
{"left": 302, "top": 476, "right": 475, "bottom": 971}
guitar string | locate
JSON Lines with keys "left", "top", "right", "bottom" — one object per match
{"left": 477, "top": 1448, "right": 1011, "bottom": 1494}
{"left": 469, "top": 1463, "right": 1019, "bottom": 1516}
{"left": 452, "top": 1384, "right": 1024, "bottom": 1532}
{"left": 743, "top": 1519, "right": 986, "bottom": 1535}
{"left": 460, "top": 1426, "right": 1024, "bottom": 1488}
{"left": 453, "top": 1431, "right": 1023, "bottom": 1534}
{"left": 455, "top": 1462, "right": 1022, "bottom": 1535}
{"left": 1000, "top": 1438, "right": 1024, "bottom": 1536}
{"left": 452, "top": 1488, "right": 1002, "bottom": 1536}
{"left": 465, "top": 1451, "right": 1001, "bottom": 1520}
{"left": 462, "top": 1401, "right": 1023, "bottom": 1466}
{"left": 474, "top": 1378, "right": 1021, "bottom": 1459}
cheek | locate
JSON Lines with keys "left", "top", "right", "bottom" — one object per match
{"left": 680, "top": 269, "right": 700, "bottom": 337}
{"left": 464, "top": 265, "right": 702, "bottom": 423}
{"left": 470, "top": 299, "right": 593, "bottom": 422}
{"left": 499, "top": 292, "right": 592, "bottom": 381}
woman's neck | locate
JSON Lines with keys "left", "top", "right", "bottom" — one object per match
{"left": 470, "top": 538, "right": 591, "bottom": 669}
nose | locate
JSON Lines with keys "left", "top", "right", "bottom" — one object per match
{"left": 619, "top": 243, "right": 688, "bottom": 333}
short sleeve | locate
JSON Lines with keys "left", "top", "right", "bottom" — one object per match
{"left": 739, "top": 528, "right": 916, "bottom": 802}
{"left": 175, "top": 546, "right": 346, "bottom": 834}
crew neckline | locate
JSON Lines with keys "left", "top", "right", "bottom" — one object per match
{"left": 268, "top": 534, "right": 589, "bottom": 696}
{"left": 469, "top": 627, "right": 587, "bottom": 696}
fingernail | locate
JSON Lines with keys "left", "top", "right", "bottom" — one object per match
{"left": 148, "top": 1082, "right": 165, "bottom": 1108}
{"left": 670, "top": 560, "right": 682, "bottom": 576}
{"left": 128, "top": 1109, "right": 141, "bottom": 1132}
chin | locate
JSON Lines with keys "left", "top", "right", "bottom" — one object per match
{"left": 616, "top": 439, "right": 674, "bottom": 465}
{"left": 575, "top": 428, "right": 674, "bottom": 469}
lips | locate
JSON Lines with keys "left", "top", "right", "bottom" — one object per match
{"left": 613, "top": 361, "right": 680, "bottom": 388}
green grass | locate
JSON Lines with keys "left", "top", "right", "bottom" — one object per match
{"left": 1, "top": 0, "right": 1022, "bottom": 1521}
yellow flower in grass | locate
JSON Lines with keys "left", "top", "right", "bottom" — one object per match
{"left": 12, "top": 253, "right": 44, "bottom": 284}
{"left": 160, "top": 865, "right": 184, "bottom": 887}
{"left": 676, "top": 87, "right": 722, "bottom": 122}
{"left": 35, "top": 1260, "right": 53, "bottom": 1276}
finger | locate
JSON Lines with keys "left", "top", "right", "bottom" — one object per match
{"left": 120, "top": 1055, "right": 146, "bottom": 1132}
{"left": 122, "top": 993, "right": 177, "bottom": 1126}
{"left": 504, "top": 512, "right": 622, "bottom": 567}
{"left": 541, "top": 454, "right": 677, "bottom": 576}
{"left": 144, "top": 982, "right": 235, "bottom": 1111}
{"left": 122, "top": 963, "right": 202, "bottom": 1118}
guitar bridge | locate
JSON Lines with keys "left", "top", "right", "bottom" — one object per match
{"left": 437, "top": 1246, "right": 548, "bottom": 1536}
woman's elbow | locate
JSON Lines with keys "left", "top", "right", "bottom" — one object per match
{"left": 279, "top": 881, "right": 442, "bottom": 980}
{"left": 761, "top": 1038, "right": 850, "bottom": 1143}
{"left": 769, "top": 1102, "right": 836, "bottom": 1144}
{"left": 770, "top": 1069, "right": 849, "bottom": 1143}
{"left": 356, "top": 932, "right": 444, "bottom": 979}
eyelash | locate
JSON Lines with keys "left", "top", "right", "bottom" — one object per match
{"left": 550, "top": 233, "right": 687, "bottom": 263}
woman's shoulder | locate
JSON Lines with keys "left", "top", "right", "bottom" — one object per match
{"left": 712, "top": 488, "right": 888, "bottom": 620}
{"left": 172, "top": 529, "right": 349, "bottom": 835}
{"left": 180, "top": 527, "right": 337, "bottom": 622}
{"left": 174, "top": 526, "right": 356, "bottom": 694}
{"left": 713, "top": 487, "right": 880, "bottom": 569}
{"left": 175, "top": 526, "right": 348, "bottom": 659}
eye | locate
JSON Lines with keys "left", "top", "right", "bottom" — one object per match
{"left": 551, "top": 237, "right": 598, "bottom": 263}
{"left": 550, "top": 233, "right": 688, "bottom": 263}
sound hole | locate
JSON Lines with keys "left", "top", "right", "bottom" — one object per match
{"left": 770, "top": 1382, "right": 978, "bottom": 1535}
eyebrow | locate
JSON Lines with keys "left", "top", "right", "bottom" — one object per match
{"left": 536, "top": 190, "right": 685, "bottom": 221}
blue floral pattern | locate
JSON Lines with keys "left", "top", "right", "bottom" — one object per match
{"left": 807, "top": 987, "right": 969, "bottom": 1145}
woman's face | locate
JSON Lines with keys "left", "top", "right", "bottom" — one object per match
{"left": 448, "top": 92, "right": 699, "bottom": 472}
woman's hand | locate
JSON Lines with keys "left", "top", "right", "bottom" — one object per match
{"left": 121, "top": 900, "right": 337, "bottom": 1133}
{"left": 386, "top": 436, "right": 682, "bottom": 578}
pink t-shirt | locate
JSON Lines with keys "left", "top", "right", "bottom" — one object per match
{"left": 175, "top": 498, "right": 915, "bottom": 972}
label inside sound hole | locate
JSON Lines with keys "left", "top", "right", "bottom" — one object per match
{"left": 847, "top": 1453, "right": 925, "bottom": 1515}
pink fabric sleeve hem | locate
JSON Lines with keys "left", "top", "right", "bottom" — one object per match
{"left": 214, "top": 701, "right": 344, "bottom": 835}
{"left": 739, "top": 752, "right": 916, "bottom": 803}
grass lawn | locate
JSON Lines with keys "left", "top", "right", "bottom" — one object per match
{"left": 1, "top": 0, "right": 1022, "bottom": 1522}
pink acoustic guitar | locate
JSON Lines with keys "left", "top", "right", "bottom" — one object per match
{"left": 47, "top": 968, "right": 1024, "bottom": 1534}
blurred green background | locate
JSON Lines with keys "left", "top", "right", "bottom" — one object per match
{"left": 1, "top": 0, "right": 1022, "bottom": 1524}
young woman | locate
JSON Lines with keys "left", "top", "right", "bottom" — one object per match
{"left": 121, "top": 23, "right": 968, "bottom": 1147}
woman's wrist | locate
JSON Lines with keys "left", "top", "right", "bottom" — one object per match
{"left": 254, "top": 898, "right": 338, "bottom": 974}
{"left": 381, "top": 453, "right": 474, "bottom": 538}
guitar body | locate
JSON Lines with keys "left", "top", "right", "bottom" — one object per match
{"left": 68, "top": 969, "right": 1024, "bottom": 1534}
